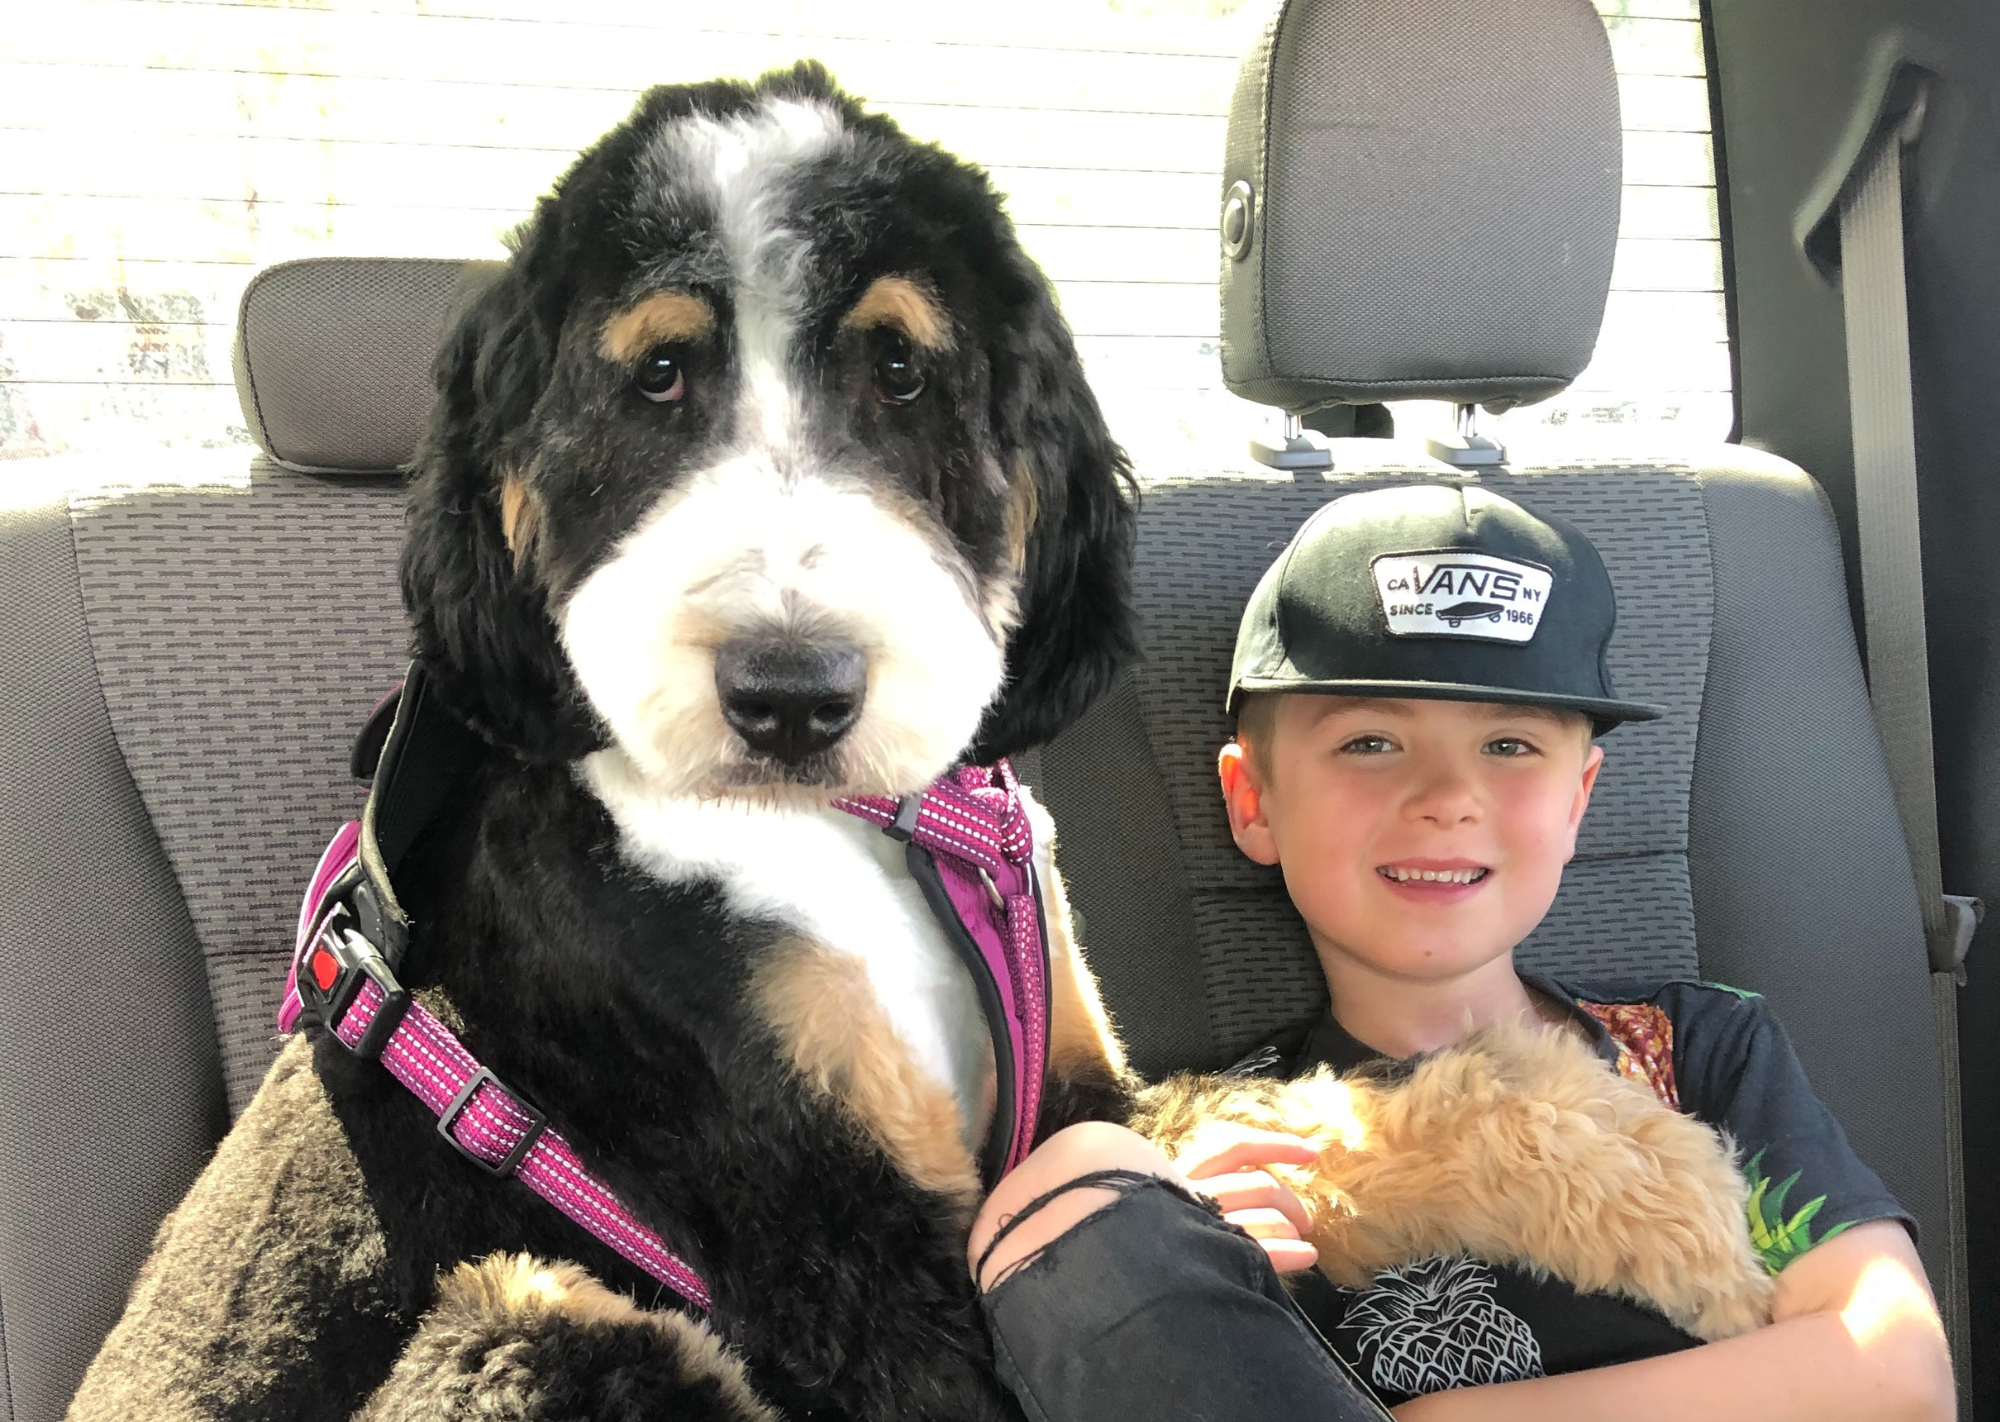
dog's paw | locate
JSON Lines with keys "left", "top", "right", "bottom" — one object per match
{"left": 355, "top": 1254, "right": 776, "bottom": 1422}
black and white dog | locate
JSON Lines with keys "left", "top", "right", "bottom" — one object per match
{"left": 70, "top": 63, "right": 1142, "bottom": 1422}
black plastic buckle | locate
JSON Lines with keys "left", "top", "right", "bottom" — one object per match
{"left": 295, "top": 904, "right": 411, "bottom": 1061}
{"left": 437, "top": 1068, "right": 549, "bottom": 1179}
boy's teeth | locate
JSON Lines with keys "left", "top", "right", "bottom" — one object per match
{"left": 1381, "top": 866, "right": 1488, "bottom": 884}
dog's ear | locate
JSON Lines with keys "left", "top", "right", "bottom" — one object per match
{"left": 401, "top": 241, "right": 606, "bottom": 763}
{"left": 970, "top": 277, "right": 1140, "bottom": 763}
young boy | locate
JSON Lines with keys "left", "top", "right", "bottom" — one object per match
{"left": 968, "top": 485, "right": 1954, "bottom": 1422}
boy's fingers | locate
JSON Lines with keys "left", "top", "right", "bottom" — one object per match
{"left": 1222, "top": 1205, "right": 1303, "bottom": 1241}
{"left": 1174, "top": 1130, "right": 1321, "bottom": 1181}
{"left": 1188, "top": 1170, "right": 1313, "bottom": 1237}
{"left": 1258, "top": 1237, "right": 1320, "bottom": 1275}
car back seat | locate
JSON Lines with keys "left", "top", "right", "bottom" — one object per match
{"left": 0, "top": 6, "right": 1964, "bottom": 1420}
{"left": 0, "top": 261, "right": 469, "bottom": 1422}
{"left": 1033, "top": 0, "right": 1968, "bottom": 1400}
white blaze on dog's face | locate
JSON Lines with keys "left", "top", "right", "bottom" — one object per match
{"left": 544, "top": 96, "right": 1018, "bottom": 800}
{"left": 561, "top": 458, "right": 1005, "bottom": 800}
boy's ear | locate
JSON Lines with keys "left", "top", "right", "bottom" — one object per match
{"left": 1218, "top": 741, "right": 1280, "bottom": 867}
{"left": 1562, "top": 743, "right": 1607, "bottom": 861}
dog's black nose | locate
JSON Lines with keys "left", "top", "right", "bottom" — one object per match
{"left": 714, "top": 639, "right": 867, "bottom": 763}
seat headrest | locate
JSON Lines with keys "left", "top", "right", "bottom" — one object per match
{"left": 232, "top": 257, "right": 502, "bottom": 474}
{"left": 1220, "top": 0, "right": 1622, "bottom": 414}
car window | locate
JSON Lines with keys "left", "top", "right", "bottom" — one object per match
{"left": 1, "top": 0, "right": 1725, "bottom": 473}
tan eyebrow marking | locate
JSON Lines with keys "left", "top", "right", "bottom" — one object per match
{"left": 598, "top": 290, "right": 716, "bottom": 363}
{"left": 840, "top": 274, "right": 954, "bottom": 352}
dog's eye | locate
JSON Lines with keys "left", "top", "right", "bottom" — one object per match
{"left": 873, "top": 333, "right": 926, "bottom": 406}
{"left": 635, "top": 347, "right": 685, "bottom": 403}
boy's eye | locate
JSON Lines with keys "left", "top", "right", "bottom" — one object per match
{"left": 1484, "top": 737, "right": 1538, "bottom": 757}
{"left": 1340, "top": 734, "right": 1396, "bottom": 755}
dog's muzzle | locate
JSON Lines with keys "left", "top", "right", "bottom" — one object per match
{"left": 714, "top": 636, "right": 867, "bottom": 764}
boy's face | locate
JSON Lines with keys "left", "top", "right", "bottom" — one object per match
{"left": 1218, "top": 695, "right": 1604, "bottom": 986}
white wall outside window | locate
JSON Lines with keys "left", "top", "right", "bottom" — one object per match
{"left": 0, "top": 0, "right": 1728, "bottom": 475}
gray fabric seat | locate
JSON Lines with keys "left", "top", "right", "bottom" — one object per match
{"left": 1038, "top": 0, "right": 1965, "bottom": 1396}
{"left": 0, "top": 261, "right": 462, "bottom": 1422}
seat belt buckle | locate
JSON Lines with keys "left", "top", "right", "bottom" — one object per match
{"left": 1939, "top": 894, "right": 1984, "bottom": 984}
{"left": 296, "top": 902, "right": 411, "bottom": 1060}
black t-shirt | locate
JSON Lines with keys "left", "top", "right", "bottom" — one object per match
{"left": 1258, "top": 975, "right": 1915, "bottom": 1407}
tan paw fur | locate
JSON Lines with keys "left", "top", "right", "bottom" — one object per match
{"left": 425, "top": 1253, "right": 775, "bottom": 1418}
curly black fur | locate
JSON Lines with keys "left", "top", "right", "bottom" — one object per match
{"left": 1033, "top": 1060, "right": 1139, "bottom": 1145}
{"left": 404, "top": 266, "right": 605, "bottom": 762}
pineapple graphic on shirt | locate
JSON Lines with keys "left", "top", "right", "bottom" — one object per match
{"left": 1742, "top": 1148, "right": 1855, "bottom": 1274}
{"left": 1343, "top": 1254, "right": 1545, "bottom": 1397}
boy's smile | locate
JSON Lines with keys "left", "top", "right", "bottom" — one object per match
{"left": 1220, "top": 694, "right": 1603, "bottom": 999}
{"left": 1376, "top": 859, "right": 1491, "bottom": 899}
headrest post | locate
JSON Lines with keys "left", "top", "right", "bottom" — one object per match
{"left": 1426, "top": 402, "right": 1507, "bottom": 469}
{"left": 1249, "top": 409, "right": 1334, "bottom": 472}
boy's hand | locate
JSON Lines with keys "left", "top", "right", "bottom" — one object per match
{"left": 1172, "top": 1127, "right": 1321, "bottom": 1274}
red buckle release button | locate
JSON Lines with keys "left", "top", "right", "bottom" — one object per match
{"left": 310, "top": 947, "right": 340, "bottom": 992}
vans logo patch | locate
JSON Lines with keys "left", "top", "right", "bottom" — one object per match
{"left": 1370, "top": 551, "right": 1553, "bottom": 643}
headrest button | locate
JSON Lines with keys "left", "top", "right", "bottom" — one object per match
{"left": 1221, "top": 180, "right": 1255, "bottom": 261}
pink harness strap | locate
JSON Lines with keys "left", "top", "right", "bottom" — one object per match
{"left": 282, "top": 838, "right": 711, "bottom": 1307}
{"left": 341, "top": 979, "right": 710, "bottom": 1307}
{"left": 836, "top": 760, "right": 1048, "bottom": 1175}
{"left": 279, "top": 758, "right": 1047, "bottom": 1312}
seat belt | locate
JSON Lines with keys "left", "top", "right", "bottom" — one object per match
{"left": 1837, "top": 88, "right": 1977, "bottom": 1416}
{"left": 1840, "top": 90, "right": 1982, "bottom": 982}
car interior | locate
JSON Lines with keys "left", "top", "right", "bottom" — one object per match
{"left": 2, "top": 0, "right": 1997, "bottom": 1419}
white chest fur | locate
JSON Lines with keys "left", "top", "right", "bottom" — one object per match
{"left": 580, "top": 749, "right": 996, "bottom": 1151}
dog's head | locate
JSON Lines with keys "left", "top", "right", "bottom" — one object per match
{"left": 403, "top": 64, "right": 1138, "bottom": 798}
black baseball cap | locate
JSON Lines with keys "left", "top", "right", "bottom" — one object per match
{"left": 1228, "top": 485, "right": 1663, "bottom": 734}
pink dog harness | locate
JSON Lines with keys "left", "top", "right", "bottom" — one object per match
{"left": 279, "top": 665, "right": 1050, "bottom": 1312}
